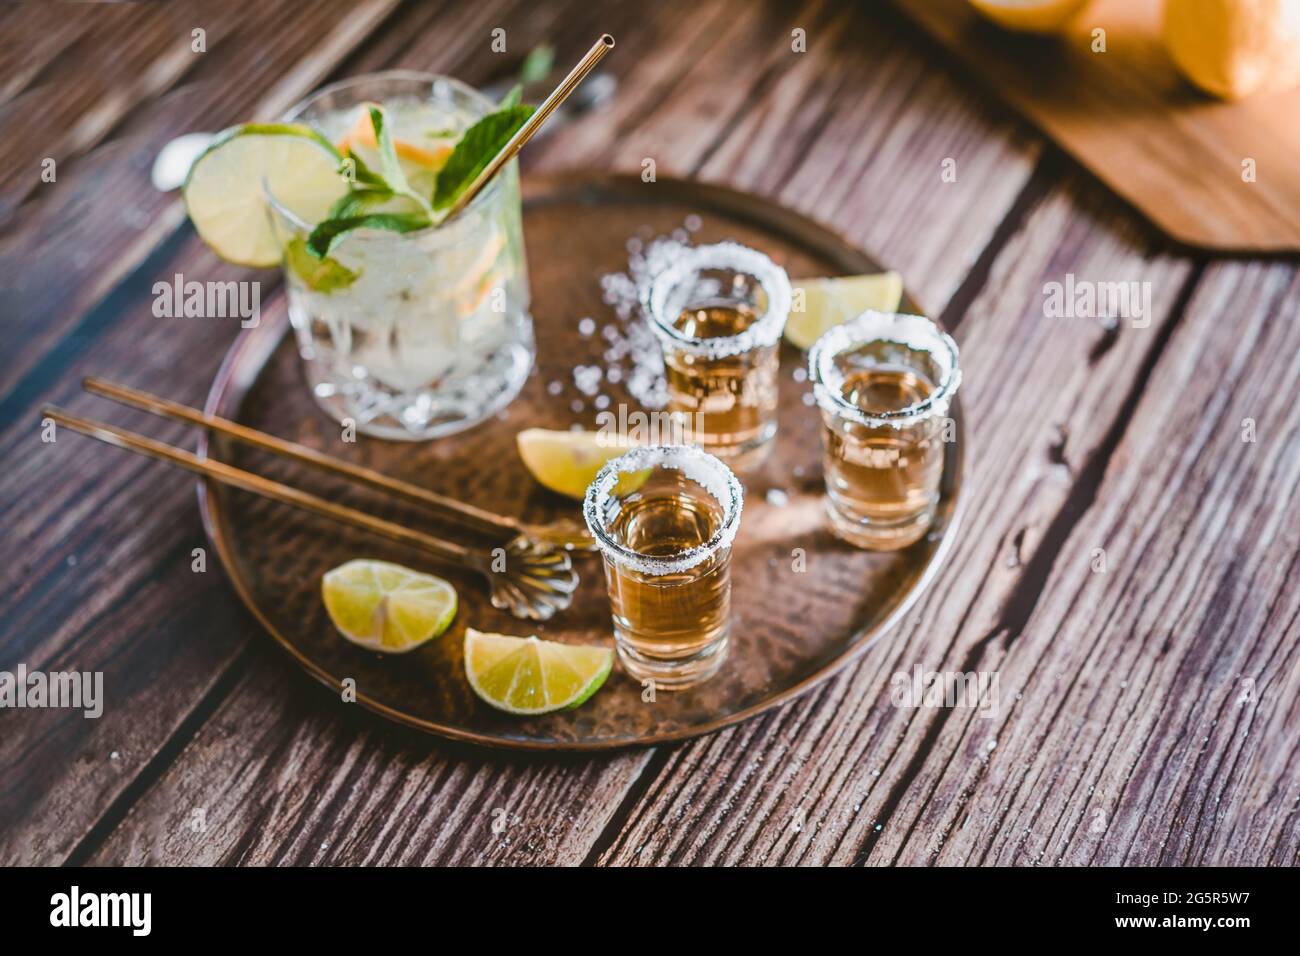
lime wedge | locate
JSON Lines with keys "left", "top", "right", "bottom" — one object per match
{"left": 786, "top": 272, "right": 905, "bottom": 350}
{"left": 322, "top": 559, "right": 457, "bottom": 653}
{"left": 183, "top": 123, "right": 348, "bottom": 267}
{"left": 517, "top": 428, "right": 642, "bottom": 500}
{"left": 464, "top": 628, "right": 613, "bottom": 715}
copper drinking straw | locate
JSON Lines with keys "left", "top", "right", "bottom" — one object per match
{"left": 443, "top": 34, "right": 615, "bottom": 221}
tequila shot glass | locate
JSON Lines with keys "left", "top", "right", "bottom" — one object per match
{"left": 583, "top": 444, "right": 744, "bottom": 690}
{"left": 809, "top": 311, "right": 961, "bottom": 551}
{"left": 643, "top": 242, "right": 792, "bottom": 468}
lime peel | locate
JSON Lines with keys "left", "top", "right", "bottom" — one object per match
{"left": 322, "top": 559, "right": 457, "bottom": 654}
{"left": 464, "top": 629, "right": 613, "bottom": 715}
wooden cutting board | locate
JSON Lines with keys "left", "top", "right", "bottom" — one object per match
{"left": 892, "top": 0, "right": 1300, "bottom": 252}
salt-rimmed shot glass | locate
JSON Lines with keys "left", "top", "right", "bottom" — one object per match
{"left": 643, "top": 242, "right": 792, "bottom": 468}
{"left": 583, "top": 444, "right": 744, "bottom": 690}
{"left": 809, "top": 311, "right": 961, "bottom": 551}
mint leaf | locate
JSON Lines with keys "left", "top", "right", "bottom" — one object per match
{"left": 327, "top": 186, "right": 394, "bottom": 220}
{"left": 365, "top": 105, "right": 433, "bottom": 216}
{"left": 518, "top": 44, "right": 554, "bottom": 86}
{"left": 339, "top": 149, "right": 386, "bottom": 187}
{"left": 432, "top": 103, "right": 533, "bottom": 212}
{"left": 498, "top": 84, "right": 522, "bottom": 110}
{"left": 306, "top": 211, "right": 430, "bottom": 258}
{"left": 285, "top": 238, "right": 359, "bottom": 293}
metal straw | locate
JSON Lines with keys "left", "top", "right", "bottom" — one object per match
{"left": 443, "top": 34, "right": 615, "bottom": 221}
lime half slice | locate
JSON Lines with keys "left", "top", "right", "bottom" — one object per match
{"left": 464, "top": 629, "right": 613, "bottom": 715}
{"left": 322, "top": 559, "right": 457, "bottom": 654}
{"left": 517, "top": 428, "right": 643, "bottom": 500}
{"left": 786, "top": 272, "right": 904, "bottom": 349}
{"left": 183, "top": 123, "right": 347, "bottom": 267}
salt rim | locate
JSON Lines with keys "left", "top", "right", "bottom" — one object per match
{"left": 643, "top": 242, "right": 792, "bottom": 359}
{"left": 582, "top": 444, "right": 744, "bottom": 576}
{"left": 809, "top": 310, "right": 962, "bottom": 430}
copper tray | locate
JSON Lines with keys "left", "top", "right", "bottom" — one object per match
{"left": 197, "top": 173, "right": 966, "bottom": 750}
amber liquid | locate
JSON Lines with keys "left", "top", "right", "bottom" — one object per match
{"left": 602, "top": 483, "right": 731, "bottom": 688}
{"left": 822, "top": 367, "right": 942, "bottom": 549}
{"left": 662, "top": 304, "right": 779, "bottom": 466}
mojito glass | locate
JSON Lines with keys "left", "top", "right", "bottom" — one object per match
{"left": 268, "top": 72, "right": 533, "bottom": 440}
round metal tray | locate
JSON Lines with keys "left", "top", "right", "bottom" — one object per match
{"left": 198, "top": 173, "right": 966, "bottom": 750}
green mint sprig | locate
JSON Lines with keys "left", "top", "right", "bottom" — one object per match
{"left": 297, "top": 96, "right": 533, "bottom": 290}
{"left": 366, "top": 105, "right": 434, "bottom": 217}
{"left": 432, "top": 102, "right": 532, "bottom": 212}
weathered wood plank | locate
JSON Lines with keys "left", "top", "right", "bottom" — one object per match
{"left": 75, "top": 0, "right": 1041, "bottom": 865}
{"left": 0, "top": 0, "right": 690, "bottom": 868}
{"left": 0, "top": 0, "right": 402, "bottom": 398}
{"left": 598, "top": 170, "right": 1200, "bottom": 865}
{"left": 87, "top": 649, "right": 652, "bottom": 865}
{"left": 0, "top": 0, "right": 420, "bottom": 866}
{"left": 888, "top": 259, "right": 1300, "bottom": 866}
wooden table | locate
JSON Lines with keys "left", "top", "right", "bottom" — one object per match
{"left": 2, "top": 0, "right": 1296, "bottom": 867}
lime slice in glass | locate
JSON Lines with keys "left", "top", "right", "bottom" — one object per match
{"left": 183, "top": 123, "right": 347, "bottom": 267}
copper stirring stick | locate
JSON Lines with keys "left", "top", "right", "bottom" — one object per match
{"left": 81, "top": 377, "right": 594, "bottom": 551}
{"left": 443, "top": 34, "right": 615, "bottom": 221}
{"left": 41, "top": 406, "right": 579, "bottom": 620}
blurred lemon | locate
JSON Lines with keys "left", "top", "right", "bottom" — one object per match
{"left": 1164, "top": 0, "right": 1300, "bottom": 100}
{"left": 968, "top": 0, "right": 1091, "bottom": 32}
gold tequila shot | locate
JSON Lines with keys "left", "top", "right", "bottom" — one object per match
{"left": 583, "top": 445, "right": 744, "bottom": 690}
{"left": 643, "top": 243, "right": 791, "bottom": 469}
{"left": 808, "top": 311, "right": 961, "bottom": 551}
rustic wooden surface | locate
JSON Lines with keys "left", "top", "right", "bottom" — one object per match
{"left": 0, "top": 0, "right": 1295, "bottom": 866}
{"left": 893, "top": 0, "right": 1300, "bottom": 253}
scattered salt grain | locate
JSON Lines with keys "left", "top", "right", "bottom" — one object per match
{"left": 578, "top": 317, "right": 596, "bottom": 337}
{"left": 792, "top": 366, "right": 808, "bottom": 383}
{"left": 573, "top": 364, "right": 603, "bottom": 396}
{"left": 802, "top": 392, "right": 816, "bottom": 406}
{"left": 765, "top": 488, "right": 789, "bottom": 507}
{"left": 594, "top": 224, "right": 702, "bottom": 409}
{"left": 547, "top": 381, "right": 563, "bottom": 396}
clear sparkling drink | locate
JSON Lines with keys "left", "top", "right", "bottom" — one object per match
{"left": 645, "top": 243, "right": 790, "bottom": 468}
{"left": 584, "top": 445, "right": 743, "bottom": 689}
{"left": 269, "top": 73, "right": 533, "bottom": 441}
{"left": 810, "top": 312, "right": 961, "bottom": 550}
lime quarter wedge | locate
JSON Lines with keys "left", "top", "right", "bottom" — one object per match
{"left": 322, "top": 559, "right": 457, "bottom": 653}
{"left": 183, "top": 123, "right": 348, "bottom": 267}
{"left": 464, "top": 628, "right": 613, "bottom": 715}
{"left": 517, "top": 428, "right": 643, "bottom": 500}
{"left": 786, "top": 272, "right": 904, "bottom": 350}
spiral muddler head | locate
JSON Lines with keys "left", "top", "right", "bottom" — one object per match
{"left": 481, "top": 535, "right": 580, "bottom": 621}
